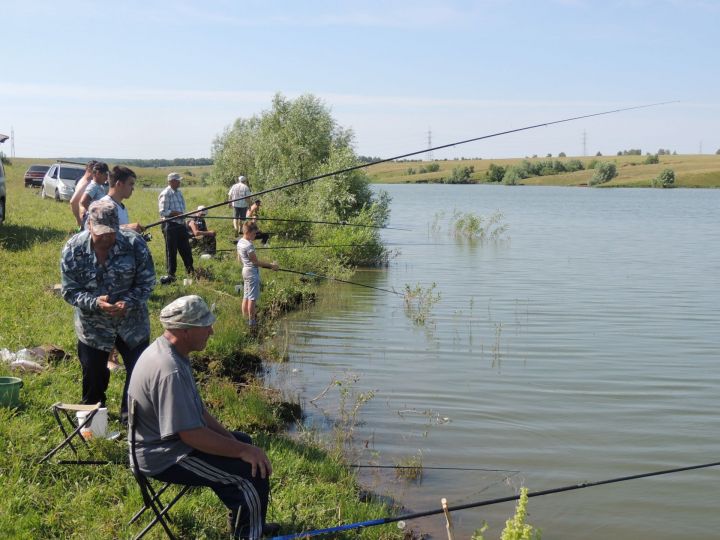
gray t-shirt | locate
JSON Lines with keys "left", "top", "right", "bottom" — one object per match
{"left": 236, "top": 238, "right": 256, "bottom": 268}
{"left": 127, "top": 335, "right": 206, "bottom": 475}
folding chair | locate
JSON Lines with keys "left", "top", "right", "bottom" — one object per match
{"left": 128, "top": 399, "right": 193, "bottom": 540}
{"left": 39, "top": 402, "right": 109, "bottom": 465}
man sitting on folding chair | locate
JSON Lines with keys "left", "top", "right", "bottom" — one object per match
{"left": 127, "top": 295, "right": 276, "bottom": 540}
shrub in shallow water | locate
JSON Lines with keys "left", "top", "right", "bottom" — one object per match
{"left": 403, "top": 282, "right": 440, "bottom": 325}
{"left": 450, "top": 210, "right": 509, "bottom": 241}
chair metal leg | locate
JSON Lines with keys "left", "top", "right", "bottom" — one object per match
{"left": 134, "top": 485, "right": 191, "bottom": 540}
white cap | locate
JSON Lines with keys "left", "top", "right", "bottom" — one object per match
{"left": 238, "top": 175, "right": 247, "bottom": 183}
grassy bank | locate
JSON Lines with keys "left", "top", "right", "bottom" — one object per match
{"left": 367, "top": 154, "right": 720, "bottom": 187}
{"left": 0, "top": 161, "right": 405, "bottom": 539}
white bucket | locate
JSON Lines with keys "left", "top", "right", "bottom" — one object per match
{"left": 76, "top": 407, "right": 108, "bottom": 439}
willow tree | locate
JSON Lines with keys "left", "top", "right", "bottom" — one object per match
{"left": 211, "top": 93, "right": 390, "bottom": 265}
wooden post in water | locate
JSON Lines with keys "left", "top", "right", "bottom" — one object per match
{"left": 441, "top": 497, "right": 455, "bottom": 540}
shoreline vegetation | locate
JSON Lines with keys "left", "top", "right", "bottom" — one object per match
{"left": 365, "top": 153, "right": 720, "bottom": 188}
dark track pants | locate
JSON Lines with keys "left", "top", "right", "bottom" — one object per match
{"left": 77, "top": 338, "right": 148, "bottom": 417}
{"left": 152, "top": 432, "right": 270, "bottom": 540}
{"left": 162, "top": 222, "right": 194, "bottom": 277}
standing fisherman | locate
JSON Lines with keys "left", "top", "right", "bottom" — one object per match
{"left": 100, "top": 165, "right": 144, "bottom": 233}
{"left": 237, "top": 221, "right": 278, "bottom": 330}
{"left": 228, "top": 175, "right": 251, "bottom": 234}
{"left": 70, "top": 160, "right": 98, "bottom": 227}
{"left": 60, "top": 200, "right": 155, "bottom": 424}
{"left": 78, "top": 161, "right": 110, "bottom": 225}
{"left": 158, "top": 172, "right": 195, "bottom": 285}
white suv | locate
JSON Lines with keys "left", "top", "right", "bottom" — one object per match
{"left": 41, "top": 162, "right": 86, "bottom": 201}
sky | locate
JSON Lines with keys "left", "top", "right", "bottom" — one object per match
{"left": 1, "top": 0, "right": 718, "bottom": 160}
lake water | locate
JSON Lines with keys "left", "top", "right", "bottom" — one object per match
{"left": 269, "top": 184, "right": 720, "bottom": 539}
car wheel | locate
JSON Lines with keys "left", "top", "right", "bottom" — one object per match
{"left": 54, "top": 188, "right": 61, "bottom": 202}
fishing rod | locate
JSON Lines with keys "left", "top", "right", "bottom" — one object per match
{"left": 351, "top": 464, "right": 520, "bottom": 473}
{"left": 271, "top": 459, "right": 720, "bottom": 540}
{"left": 215, "top": 243, "right": 379, "bottom": 252}
{"left": 277, "top": 267, "right": 403, "bottom": 296}
{"left": 201, "top": 215, "right": 411, "bottom": 231}
{"left": 213, "top": 241, "right": 448, "bottom": 252}
{"left": 144, "top": 101, "right": 676, "bottom": 230}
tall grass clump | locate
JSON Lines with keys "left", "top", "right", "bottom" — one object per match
{"left": 472, "top": 487, "right": 541, "bottom": 540}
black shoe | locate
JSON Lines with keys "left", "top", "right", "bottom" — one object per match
{"left": 262, "top": 522, "right": 281, "bottom": 536}
{"left": 159, "top": 275, "right": 176, "bottom": 285}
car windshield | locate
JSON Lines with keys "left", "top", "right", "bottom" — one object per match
{"left": 29, "top": 165, "right": 50, "bottom": 173}
{"left": 59, "top": 167, "right": 85, "bottom": 182}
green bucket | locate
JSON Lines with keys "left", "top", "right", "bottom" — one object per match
{"left": 0, "top": 377, "right": 24, "bottom": 408}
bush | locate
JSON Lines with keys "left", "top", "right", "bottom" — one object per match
{"left": 0, "top": 152, "right": 10, "bottom": 166}
{"left": 406, "top": 167, "right": 416, "bottom": 175}
{"left": 595, "top": 151, "right": 603, "bottom": 156}
{"left": 589, "top": 161, "right": 617, "bottom": 186}
{"left": 586, "top": 159, "right": 599, "bottom": 170}
{"left": 426, "top": 162, "right": 440, "bottom": 172}
{"left": 447, "top": 165, "right": 475, "bottom": 184}
{"left": 565, "top": 159, "right": 584, "bottom": 172}
{"left": 652, "top": 168, "right": 675, "bottom": 188}
{"left": 486, "top": 163, "right": 506, "bottom": 183}
{"left": 503, "top": 166, "right": 527, "bottom": 185}
{"left": 644, "top": 154, "right": 659, "bottom": 165}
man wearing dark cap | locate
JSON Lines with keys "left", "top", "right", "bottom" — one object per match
{"left": 128, "top": 295, "right": 276, "bottom": 539}
{"left": 61, "top": 200, "right": 156, "bottom": 423}
{"left": 158, "top": 172, "right": 194, "bottom": 284}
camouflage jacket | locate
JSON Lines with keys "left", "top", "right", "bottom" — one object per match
{"left": 60, "top": 230, "right": 156, "bottom": 351}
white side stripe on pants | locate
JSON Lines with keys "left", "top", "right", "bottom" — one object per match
{"left": 179, "top": 456, "right": 262, "bottom": 539}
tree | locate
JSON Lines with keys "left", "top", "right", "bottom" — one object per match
{"left": 644, "top": 154, "right": 659, "bottom": 165}
{"left": 596, "top": 151, "right": 603, "bottom": 156}
{"left": 502, "top": 166, "right": 527, "bottom": 185}
{"left": 211, "top": 93, "right": 389, "bottom": 224}
{"left": 589, "top": 161, "right": 617, "bottom": 186}
{"left": 558, "top": 152, "right": 566, "bottom": 157}
{"left": 652, "top": 168, "right": 675, "bottom": 188}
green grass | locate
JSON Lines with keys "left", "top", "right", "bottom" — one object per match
{"left": 366, "top": 154, "right": 720, "bottom": 187}
{"left": 0, "top": 160, "right": 405, "bottom": 539}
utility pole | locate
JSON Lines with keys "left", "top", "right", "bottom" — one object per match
{"left": 582, "top": 130, "right": 587, "bottom": 157}
{"left": 10, "top": 126, "right": 15, "bottom": 158}
{"left": 426, "top": 128, "right": 433, "bottom": 161}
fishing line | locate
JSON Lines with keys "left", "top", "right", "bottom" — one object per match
{"left": 145, "top": 101, "right": 676, "bottom": 230}
{"left": 201, "top": 215, "right": 411, "bottom": 231}
{"left": 277, "top": 267, "right": 403, "bottom": 296}
{"left": 270, "top": 458, "right": 720, "bottom": 539}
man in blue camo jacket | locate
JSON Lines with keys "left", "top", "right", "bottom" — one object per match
{"left": 61, "top": 200, "right": 156, "bottom": 424}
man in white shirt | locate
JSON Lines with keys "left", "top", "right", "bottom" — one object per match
{"left": 70, "top": 160, "right": 97, "bottom": 227}
{"left": 100, "top": 165, "right": 143, "bottom": 234}
{"left": 228, "top": 176, "right": 252, "bottom": 234}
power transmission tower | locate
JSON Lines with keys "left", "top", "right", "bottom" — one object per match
{"left": 582, "top": 130, "right": 587, "bottom": 157}
{"left": 426, "top": 128, "right": 433, "bottom": 160}
{"left": 10, "top": 126, "right": 15, "bottom": 158}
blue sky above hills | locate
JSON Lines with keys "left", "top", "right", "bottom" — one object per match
{"left": 2, "top": 0, "right": 717, "bottom": 159}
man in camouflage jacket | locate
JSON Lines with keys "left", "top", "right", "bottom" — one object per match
{"left": 61, "top": 200, "right": 155, "bottom": 423}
